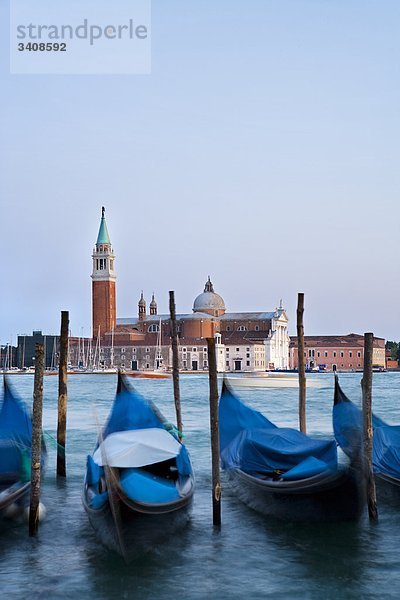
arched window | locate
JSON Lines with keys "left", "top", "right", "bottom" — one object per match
{"left": 237, "top": 326, "right": 247, "bottom": 332}
{"left": 148, "top": 324, "right": 160, "bottom": 333}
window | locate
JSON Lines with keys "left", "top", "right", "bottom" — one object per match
{"left": 203, "top": 348, "right": 207, "bottom": 352}
{"left": 182, "top": 348, "right": 187, "bottom": 353}
{"left": 146, "top": 363, "right": 150, "bottom": 369}
{"left": 204, "top": 360, "right": 208, "bottom": 368}
{"left": 226, "top": 348, "right": 229, "bottom": 353}
{"left": 121, "top": 348, "right": 125, "bottom": 353}
{"left": 192, "top": 348, "right": 197, "bottom": 352}
{"left": 237, "top": 326, "right": 247, "bottom": 331}
{"left": 357, "top": 352, "right": 361, "bottom": 358}
{"left": 246, "top": 353, "right": 250, "bottom": 358}
{"left": 146, "top": 347, "right": 150, "bottom": 353}
{"left": 340, "top": 352, "right": 344, "bottom": 358}
{"left": 226, "top": 326, "right": 231, "bottom": 331}
{"left": 349, "top": 351, "right": 353, "bottom": 358}
{"left": 236, "top": 348, "right": 239, "bottom": 352}
{"left": 341, "top": 364, "right": 344, "bottom": 367}
{"left": 333, "top": 352, "right": 337, "bottom": 357}
{"left": 317, "top": 352, "right": 320, "bottom": 358}
{"left": 246, "top": 348, "right": 250, "bottom": 352}
{"left": 255, "top": 326, "right": 259, "bottom": 331}
{"left": 325, "top": 351, "right": 328, "bottom": 358}
{"left": 226, "top": 360, "right": 229, "bottom": 366}
{"left": 183, "top": 360, "right": 187, "bottom": 368}
{"left": 246, "top": 361, "right": 250, "bottom": 366}
{"left": 148, "top": 324, "right": 160, "bottom": 333}
{"left": 132, "top": 348, "right": 136, "bottom": 354}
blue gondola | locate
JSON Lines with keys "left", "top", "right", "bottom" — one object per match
{"left": 333, "top": 374, "right": 400, "bottom": 502}
{"left": 0, "top": 378, "right": 44, "bottom": 524}
{"left": 219, "top": 380, "right": 364, "bottom": 521}
{"left": 82, "top": 373, "right": 195, "bottom": 561}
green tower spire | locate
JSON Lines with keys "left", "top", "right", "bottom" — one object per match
{"left": 96, "top": 206, "right": 111, "bottom": 245}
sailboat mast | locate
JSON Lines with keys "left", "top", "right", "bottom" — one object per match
{"left": 111, "top": 327, "right": 114, "bottom": 368}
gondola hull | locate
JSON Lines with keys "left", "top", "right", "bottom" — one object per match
{"left": 375, "top": 473, "right": 400, "bottom": 504}
{"left": 82, "top": 484, "right": 193, "bottom": 560}
{"left": 226, "top": 466, "right": 364, "bottom": 522}
{"left": 0, "top": 480, "right": 30, "bottom": 525}
{"left": 333, "top": 375, "right": 400, "bottom": 505}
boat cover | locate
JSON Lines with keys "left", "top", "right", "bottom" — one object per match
{"left": 93, "top": 428, "right": 182, "bottom": 468}
{"left": 0, "top": 380, "right": 32, "bottom": 476}
{"left": 333, "top": 381, "right": 400, "bottom": 479}
{"left": 220, "top": 383, "right": 337, "bottom": 476}
{"left": 120, "top": 468, "right": 181, "bottom": 504}
{"left": 92, "top": 378, "right": 192, "bottom": 477}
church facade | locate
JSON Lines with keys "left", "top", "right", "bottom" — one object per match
{"left": 92, "top": 209, "right": 290, "bottom": 372}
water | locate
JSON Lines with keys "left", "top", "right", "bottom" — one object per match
{"left": 1, "top": 373, "right": 400, "bottom": 599}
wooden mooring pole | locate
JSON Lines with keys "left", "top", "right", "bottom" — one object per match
{"left": 169, "top": 291, "right": 183, "bottom": 437}
{"left": 362, "top": 332, "right": 378, "bottom": 521}
{"left": 29, "top": 343, "right": 44, "bottom": 536}
{"left": 207, "top": 337, "right": 221, "bottom": 527}
{"left": 57, "top": 310, "right": 69, "bottom": 477}
{"left": 297, "top": 293, "right": 306, "bottom": 433}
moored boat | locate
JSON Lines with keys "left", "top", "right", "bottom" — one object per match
{"left": 82, "top": 373, "right": 194, "bottom": 561}
{"left": 0, "top": 378, "right": 46, "bottom": 525}
{"left": 219, "top": 381, "right": 364, "bottom": 521}
{"left": 333, "top": 374, "right": 400, "bottom": 502}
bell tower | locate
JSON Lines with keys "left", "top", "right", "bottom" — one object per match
{"left": 91, "top": 207, "right": 116, "bottom": 338}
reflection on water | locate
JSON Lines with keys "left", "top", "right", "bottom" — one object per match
{"left": 1, "top": 373, "right": 400, "bottom": 599}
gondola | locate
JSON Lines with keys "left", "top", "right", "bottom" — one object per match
{"left": 0, "top": 378, "right": 44, "bottom": 525}
{"left": 219, "top": 381, "right": 364, "bottom": 521}
{"left": 82, "top": 373, "right": 195, "bottom": 561}
{"left": 333, "top": 374, "right": 400, "bottom": 502}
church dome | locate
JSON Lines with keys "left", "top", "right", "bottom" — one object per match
{"left": 193, "top": 277, "right": 226, "bottom": 316}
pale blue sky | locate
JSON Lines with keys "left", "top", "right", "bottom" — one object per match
{"left": 1, "top": 0, "right": 399, "bottom": 344}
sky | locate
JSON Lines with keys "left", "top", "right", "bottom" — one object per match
{"left": 1, "top": 0, "right": 399, "bottom": 345}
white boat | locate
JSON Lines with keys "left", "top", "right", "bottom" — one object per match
{"left": 226, "top": 373, "right": 321, "bottom": 389}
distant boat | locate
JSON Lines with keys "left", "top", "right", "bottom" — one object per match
{"left": 82, "top": 373, "right": 194, "bottom": 560}
{"left": 0, "top": 378, "right": 46, "bottom": 525}
{"left": 333, "top": 374, "right": 400, "bottom": 502}
{"left": 219, "top": 381, "right": 364, "bottom": 521}
{"left": 226, "top": 372, "right": 321, "bottom": 389}
{"left": 125, "top": 371, "right": 170, "bottom": 380}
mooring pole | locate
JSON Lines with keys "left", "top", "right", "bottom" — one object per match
{"left": 29, "top": 343, "right": 44, "bottom": 536}
{"left": 297, "top": 293, "right": 306, "bottom": 433}
{"left": 57, "top": 310, "right": 69, "bottom": 477}
{"left": 169, "top": 291, "right": 183, "bottom": 437}
{"left": 362, "top": 332, "right": 378, "bottom": 521}
{"left": 207, "top": 337, "right": 221, "bottom": 527}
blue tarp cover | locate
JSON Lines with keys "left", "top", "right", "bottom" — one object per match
{"left": 220, "top": 384, "right": 337, "bottom": 476}
{"left": 120, "top": 468, "right": 180, "bottom": 504}
{"left": 102, "top": 386, "right": 163, "bottom": 439}
{"left": 0, "top": 381, "right": 32, "bottom": 476}
{"left": 333, "top": 386, "right": 400, "bottom": 478}
{"left": 87, "top": 378, "right": 192, "bottom": 509}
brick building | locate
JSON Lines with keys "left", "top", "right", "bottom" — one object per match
{"left": 289, "top": 333, "right": 386, "bottom": 372}
{"left": 90, "top": 209, "right": 289, "bottom": 372}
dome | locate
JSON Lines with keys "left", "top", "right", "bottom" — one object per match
{"left": 193, "top": 277, "right": 226, "bottom": 316}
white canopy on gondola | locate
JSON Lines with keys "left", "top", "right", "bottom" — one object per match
{"left": 93, "top": 428, "right": 181, "bottom": 468}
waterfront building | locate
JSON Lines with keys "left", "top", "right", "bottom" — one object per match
{"left": 289, "top": 334, "right": 386, "bottom": 372}
{"left": 91, "top": 209, "right": 290, "bottom": 372}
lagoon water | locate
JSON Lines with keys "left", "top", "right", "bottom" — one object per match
{"left": 1, "top": 373, "right": 400, "bottom": 599}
